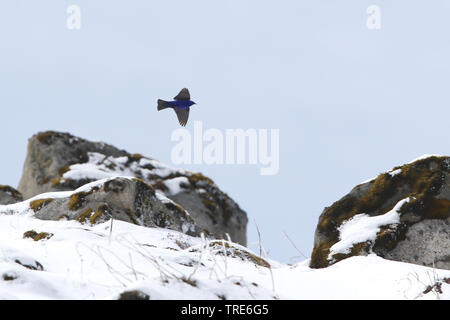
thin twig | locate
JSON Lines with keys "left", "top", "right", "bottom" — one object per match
{"left": 260, "top": 245, "right": 275, "bottom": 293}
{"left": 282, "top": 230, "right": 308, "bottom": 259}
{"left": 129, "top": 252, "right": 138, "bottom": 281}
{"left": 253, "top": 219, "right": 262, "bottom": 257}
{"left": 108, "top": 218, "right": 114, "bottom": 246}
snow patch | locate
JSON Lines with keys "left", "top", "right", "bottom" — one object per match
{"left": 61, "top": 152, "right": 183, "bottom": 184}
{"left": 389, "top": 168, "right": 402, "bottom": 177}
{"left": 163, "top": 177, "right": 190, "bottom": 196}
{"left": 329, "top": 197, "right": 411, "bottom": 258}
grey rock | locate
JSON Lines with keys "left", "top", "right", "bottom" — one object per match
{"left": 18, "top": 131, "right": 128, "bottom": 199}
{"left": 382, "top": 218, "right": 450, "bottom": 270}
{"left": 0, "top": 185, "right": 23, "bottom": 205}
{"left": 310, "top": 155, "right": 450, "bottom": 270}
{"left": 18, "top": 131, "right": 247, "bottom": 244}
{"left": 118, "top": 290, "right": 150, "bottom": 300}
{"left": 30, "top": 177, "right": 200, "bottom": 236}
{"left": 170, "top": 181, "right": 247, "bottom": 245}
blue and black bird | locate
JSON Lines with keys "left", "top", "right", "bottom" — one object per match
{"left": 157, "top": 88, "right": 196, "bottom": 126}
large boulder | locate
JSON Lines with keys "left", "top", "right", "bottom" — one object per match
{"left": 18, "top": 131, "right": 248, "bottom": 245}
{"left": 310, "top": 155, "right": 450, "bottom": 270}
{"left": 0, "top": 185, "right": 23, "bottom": 205}
{"left": 27, "top": 177, "right": 199, "bottom": 236}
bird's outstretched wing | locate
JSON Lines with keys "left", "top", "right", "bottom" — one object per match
{"left": 174, "top": 108, "right": 190, "bottom": 126}
{"left": 173, "top": 88, "right": 190, "bottom": 101}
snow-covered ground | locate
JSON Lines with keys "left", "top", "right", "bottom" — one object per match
{"left": 0, "top": 205, "right": 448, "bottom": 300}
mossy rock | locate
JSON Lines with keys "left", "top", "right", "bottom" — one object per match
{"left": 68, "top": 188, "right": 99, "bottom": 211}
{"left": 68, "top": 192, "right": 87, "bottom": 211}
{"left": 118, "top": 290, "right": 150, "bottom": 300}
{"left": 29, "top": 198, "right": 54, "bottom": 212}
{"left": 50, "top": 165, "right": 72, "bottom": 186}
{"left": 163, "top": 201, "right": 187, "bottom": 217}
{"left": 329, "top": 241, "right": 372, "bottom": 264}
{"left": 34, "top": 232, "right": 53, "bottom": 241}
{"left": 127, "top": 153, "right": 143, "bottom": 163}
{"left": 57, "top": 214, "right": 69, "bottom": 221}
{"left": 18, "top": 130, "right": 248, "bottom": 245}
{"left": 76, "top": 208, "right": 93, "bottom": 223}
{"left": 23, "top": 230, "right": 39, "bottom": 239}
{"left": 90, "top": 204, "right": 110, "bottom": 224}
{"left": 152, "top": 180, "right": 169, "bottom": 192}
{"left": 202, "top": 198, "right": 218, "bottom": 212}
{"left": 0, "top": 185, "right": 23, "bottom": 200}
{"left": 372, "top": 224, "right": 408, "bottom": 254}
{"left": 74, "top": 204, "right": 111, "bottom": 225}
{"left": 310, "top": 156, "right": 450, "bottom": 269}
{"left": 188, "top": 173, "right": 214, "bottom": 185}
{"left": 36, "top": 131, "right": 61, "bottom": 144}
{"left": 206, "top": 241, "right": 271, "bottom": 268}
{"left": 23, "top": 230, "right": 53, "bottom": 241}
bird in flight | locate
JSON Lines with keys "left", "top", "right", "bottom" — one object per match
{"left": 157, "top": 88, "right": 196, "bottom": 126}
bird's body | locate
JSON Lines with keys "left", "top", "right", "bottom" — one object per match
{"left": 167, "top": 100, "right": 196, "bottom": 110}
{"left": 157, "top": 88, "right": 196, "bottom": 126}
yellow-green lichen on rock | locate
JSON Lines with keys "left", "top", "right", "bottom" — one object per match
{"left": 207, "top": 241, "right": 271, "bottom": 268}
{"left": 0, "top": 185, "right": 23, "bottom": 205}
{"left": 29, "top": 198, "right": 54, "bottom": 212}
{"left": 76, "top": 208, "right": 93, "bottom": 223}
{"left": 0, "top": 185, "right": 23, "bottom": 198}
{"left": 36, "top": 131, "right": 60, "bottom": 144}
{"left": 89, "top": 204, "right": 110, "bottom": 224}
{"left": 188, "top": 173, "right": 214, "bottom": 185}
{"left": 68, "top": 187, "right": 99, "bottom": 211}
{"left": 23, "top": 230, "right": 53, "bottom": 241}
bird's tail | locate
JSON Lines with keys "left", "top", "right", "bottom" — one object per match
{"left": 157, "top": 99, "right": 172, "bottom": 111}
